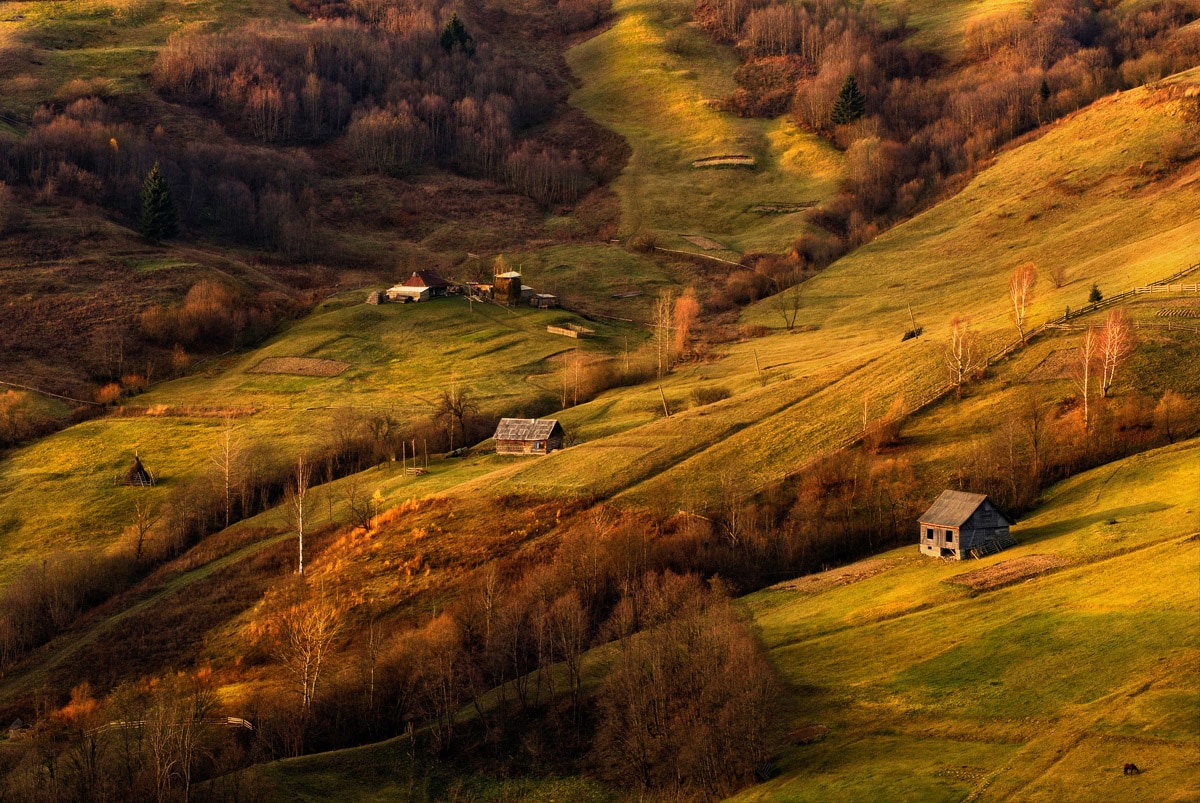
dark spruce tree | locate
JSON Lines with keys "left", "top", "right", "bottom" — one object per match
{"left": 830, "top": 74, "right": 867, "bottom": 126}
{"left": 440, "top": 14, "right": 474, "bottom": 54}
{"left": 140, "top": 162, "right": 178, "bottom": 244}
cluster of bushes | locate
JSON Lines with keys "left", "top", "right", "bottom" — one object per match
{"left": 693, "top": 0, "right": 1200, "bottom": 244}
{"left": 955, "top": 388, "right": 1198, "bottom": 513}
{"left": 139, "top": 280, "right": 299, "bottom": 353}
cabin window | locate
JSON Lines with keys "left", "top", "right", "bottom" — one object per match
{"left": 945, "top": 530, "right": 954, "bottom": 543}
{"left": 925, "top": 528, "right": 934, "bottom": 540}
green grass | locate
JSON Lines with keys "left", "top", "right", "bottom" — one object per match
{"left": 0, "top": 295, "right": 637, "bottom": 584}
{"left": 566, "top": 0, "right": 845, "bottom": 254}
{"left": 735, "top": 438, "right": 1200, "bottom": 802}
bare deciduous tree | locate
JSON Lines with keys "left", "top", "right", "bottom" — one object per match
{"left": 1071, "top": 324, "right": 1100, "bottom": 435}
{"left": 127, "top": 498, "right": 162, "bottom": 563}
{"left": 1047, "top": 262, "right": 1068, "bottom": 288}
{"left": 770, "top": 270, "right": 804, "bottom": 331}
{"left": 286, "top": 456, "right": 312, "bottom": 576}
{"left": 210, "top": 418, "right": 240, "bottom": 528}
{"left": 672, "top": 287, "right": 701, "bottom": 357}
{"left": 1099, "top": 308, "right": 1136, "bottom": 398}
{"left": 944, "top": 317, "right": 985, "bottom": 397}
{"left": 272, "top": 587, "right": 345, "bottom": 715}
{"left": 652, "top": 290, "right": 675, "bottom": 379}
{"left": 1153, "top": 389, "right": 1191, "bottom": 443}
{"left": 434, "top": 384, "right": 478, "bottom": 451}
{"left": 1008, "top": 261, "right": 1038, "bottom": 342}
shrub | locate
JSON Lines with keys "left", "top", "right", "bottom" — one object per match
{"left": 691, "top": 385, "right": 732, "bottom": 407}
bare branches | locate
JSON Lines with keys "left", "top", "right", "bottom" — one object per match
{"left": 944, "top": 317, "right": 985, "bottom": 397}
{"left": 285, "top": 456, "right": 312, "bottom": 576}
{"left": 770, "top": 270, "right": 804, "bottom": 331}
{"left": 1008, "top": 261, "right": 1038, "bottom": 342}
{"left": 652, "top": 290, "right": 675, "bottom": 379}
{"left": 1071, "top": 324, "right": 1099, "bottom": 435}
{"left": 1099, "top": 308, "right": 1136, "bottom": 398}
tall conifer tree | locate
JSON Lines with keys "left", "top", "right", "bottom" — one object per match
{"left": 140, "top": 162, "right": 178, "bottom": 244}
{"left": 831, "top": 74, "right": 866, "bottom": 125}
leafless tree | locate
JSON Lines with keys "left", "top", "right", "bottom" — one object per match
{"left": 652, "top": 290, "right": 675, "bottom": 379}
{"left": 286, "top": 456, "right": 312, "bottom": 576}
{"left": 343, "top": 474, "right": 376, "bottom": 531}
{"left": 1099, "top": 308, "right": 1136, "bottom": 398}
{"left": 770, "top": 270, "right": 804, "bottom": 331}
{"left": 272, "top": 587, "right": 345, "bottom": 715}
{"left": 127, "top": 498, "right": 162, "bottom": 563}
{"left": 1071, "top": 324, "right": 1100, "bottom": 435}
{"left": 434, "top": 384, "right": 478, "bottom": 450}
{"left": 1047, "top": 262, "right": 1068, "bottom": 288}
{"left": 1153, "top": 390, "right": 1191, "bottom": 443}
{"left": 1008, "top": 261, "right": 1038, "bottom": 342}
{"left": 210, "top": 418, "right": 240, "bottom": 528}
{"left": 944, "top": 317, "right": 985, "bottom": 397}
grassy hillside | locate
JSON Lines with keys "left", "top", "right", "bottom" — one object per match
{"left": 566, "top": 0, "right": 845, "bottom": 255}
{"left": 736, "top": 437, "right": 1200, "bottom": 803}
{"left": 224, "top": 437, "right": 1199, "bottom": 802}
{"left": 0, "top": 294, "right": 646, "bottom": 584}
{"left": 477, "top": 68, "right": 1200, "bottom": 508}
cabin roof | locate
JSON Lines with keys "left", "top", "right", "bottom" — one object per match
{"left": 493, "top": 418, "right": 561, "bottom": 442}
{"left": 402, "top": 270, "right": 450, "bottom": 288}
{"left": 495, "top": 271, "right": 522, "bottom": 279}
{"left": 919, "top": 490, "right": 1012, "bottom": 528}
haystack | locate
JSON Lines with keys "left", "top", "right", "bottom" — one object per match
{"left": 121, "top": 456, "right": 155, "bottom": 487}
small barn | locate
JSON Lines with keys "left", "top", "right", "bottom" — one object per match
{"left": 531, "top": 293, "right": 557, "bottom": 309}
{"left": 119, "top": 456, "right": 155, "bottom": 487}
{"left": 7, "top": 718, "right": 31, "bottom": 740}
{"left": 919, "top": 490, "right": 1015, "bottom": 559}
{"left": 493, "top": 418, "right": 564, "bottom": 455}
{"left": 401, "top": 270, "right": 451, "bottom": 297}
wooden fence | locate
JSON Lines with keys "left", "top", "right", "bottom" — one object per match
{"left": 85, "top": 716, "right": 255, "bottom": 737}
{"left": 652, "top": 246, "right": 745, "bottom": 270}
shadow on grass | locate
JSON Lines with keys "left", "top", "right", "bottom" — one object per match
{"left": 1016, "top": 502, "right": 1174, "bottom": 544}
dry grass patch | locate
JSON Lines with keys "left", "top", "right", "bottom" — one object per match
{"left": 691, "top": 154, "right": 756, "bottom": 168}
{"left": 945, "top": 554, "right": 1072, "bottom": 592}
{"left": 247, "top": 357, "right": 350, "bottom": 377}
{"left": 769, "top": 558, "right": 900, "bottom": 595}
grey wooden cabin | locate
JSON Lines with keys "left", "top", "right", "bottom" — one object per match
{"left": 493, "top": 418, "right": 564, "bottom": 455}
{"left": 919, "top": 491, "right": 1015, "bottom": 559}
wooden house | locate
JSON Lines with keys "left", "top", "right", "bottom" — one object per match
{"left": 919, "top": 490, "right": 1015, "bottom": 559}
{"left": 531, "top": 293, "right": 557, "bottom": 309}
{"left": 401, "top": 270, "right": 451, "bottom": 297}
{"left": 493, "top": 418, "right": 564, "bottom": 455}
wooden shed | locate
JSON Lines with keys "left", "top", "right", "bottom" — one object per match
{"left": 493, "top": 418, "right": 564, "bottom": 455}
{"left": 919, "top": 491, "right": 1015, "bottom": 559}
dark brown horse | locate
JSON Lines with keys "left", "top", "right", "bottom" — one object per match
{"left": 1123, "top": 763, "right": 1141, "bottom": 775}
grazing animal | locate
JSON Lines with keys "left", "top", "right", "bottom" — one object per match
{"left": 1123, "top": 763, "right": 1140, "bottom": 775}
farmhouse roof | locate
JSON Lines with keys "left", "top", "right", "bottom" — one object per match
{"left": 495, "top": 270, "right": 522, "bottom": 279}
{"left": 493, "top": 418, "right": 561, "bottom": 442}
{"left": 8, "top": 718, "right": 29, "bottom": 731}
{"left": 919, "top": 490, "right": 1011, "bottom": 528}
{"left": 402, "top": 270, "right": 450, "bottom": 288}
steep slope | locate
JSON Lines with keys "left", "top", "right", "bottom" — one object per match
{"left": 735, "top": 438, "right": 1200, "bottom": 803}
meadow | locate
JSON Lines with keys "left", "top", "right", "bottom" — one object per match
{"left": 736, "top": 438, "right": 1200, "bottom": 803}
{"left": 565, "top": 0, "right": 846, "bottom": 255}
